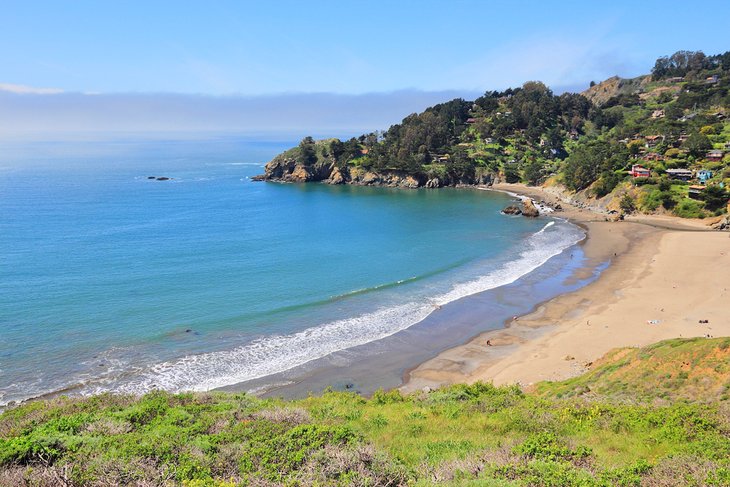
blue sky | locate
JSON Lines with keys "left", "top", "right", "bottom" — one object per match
{"left": 2, "top": 0, "right": 728, "bottom": 95}
{"left": 0, "top": 1, "right": 727, "bottom": 137}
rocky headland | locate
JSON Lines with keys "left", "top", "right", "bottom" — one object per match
{"left": 252, "top": 142, "right": 496, "bottom": 189}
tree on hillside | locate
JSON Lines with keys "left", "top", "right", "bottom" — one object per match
{"left": 523, "top": 157, "right": 544, "bottom": 186}
{"left": 562, "top": 140, "right": 628, "bottom": 191}
{"left": 299, "top": 136, "right": 317, "bottom": 165}
{"left": 703, "top": 185, "right": 729, "bottom": 211}
{"left": 682, "top": 132, "right": 713, "bottom": 158}
{"left": 652, "top": 50, "right": 709, "bottom": 80}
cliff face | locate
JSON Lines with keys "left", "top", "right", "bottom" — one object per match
{"left": 253, "top": 154, "right": 496, "bottom": 188}
{"left": 581, "top": 75, "right": 651, "bottom": 106}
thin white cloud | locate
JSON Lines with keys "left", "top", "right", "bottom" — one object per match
{"left": 0, "top": 83, "right": 64, "bottom": 95}
{"left": 432, "top": 16, "right": 637, "bottom": 93}
{"left": 0, "top": 89, "right": 481, "bottom": 137}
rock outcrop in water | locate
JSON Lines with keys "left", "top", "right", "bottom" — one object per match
{"left": 502, "top": 205, "right": 522, "bottom": 215}
{"left": 502, "top": 199, "right": 542, "bottom": 217}
{"left": 521, "top": 199, "right": 540, "bottom": 217}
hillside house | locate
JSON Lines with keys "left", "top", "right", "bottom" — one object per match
{"left": 651, "top": 109, "right": 665, "bottom": 119}
{"left": 706, "top": 75, "right": 719, "bottom": 84}
{"left": 630, "top": 165, "right": 651, "bottom": 178}
{"left": 688, "top": 185, "right": 705, "bottom": 200}
{"left": 678, "top": 133, "right": 690, "bottom": 143}
{"left": 668, "top": 76, "right": 685, "bottom": 83}
{"left": 642, "top": 153, "right": 664, "bottom": 162}
{"left": 645, "top": 135, "right": 664, "bottom": 147}
{"left": 698, "top": 170, "right": 713, "bottom": 184}
{"left": 707, "top": 150, "right": 724, "bottom": 162}
{"left": 466, "top": 118, "right": 477, "bottom": 124}
{"left": 666, "top": 168, "right": 693, "bottom": 181}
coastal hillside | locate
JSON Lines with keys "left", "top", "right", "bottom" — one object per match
{"left": 581, "top": 75, "right": 651, "bottom": 106}
{"left": 535, "top": 337, "right": 730, "bottom": 404}
{"left": 2, "top": 338, "right": 729, "bottom": 486}
{"left": 256, "top": 50, "right": 730, "bottom": 220}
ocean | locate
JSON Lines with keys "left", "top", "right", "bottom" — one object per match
{"left": 0, "top": 136, "right": 586, "bottom": 406}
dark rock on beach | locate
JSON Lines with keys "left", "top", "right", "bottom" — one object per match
{"left": 502, "top": 205, "right": 522, "bottom": 215}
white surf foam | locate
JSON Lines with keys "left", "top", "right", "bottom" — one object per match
{"left": 88, "top": 220, "right": 584, "bottom": 396}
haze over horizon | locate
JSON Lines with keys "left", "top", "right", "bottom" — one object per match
{"left": 1, "top": 0, "right": 728, "bottom": 137}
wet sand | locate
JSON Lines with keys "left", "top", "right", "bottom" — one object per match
{"left": 402, "top": 183, "right": 728, "bottom": 393}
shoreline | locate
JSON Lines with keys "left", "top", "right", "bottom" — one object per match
{"left": 5, "top": 182, "right": 726, "bottom": 407}
{"left": 401, "top": 183, "right": 727, "bottom": 393}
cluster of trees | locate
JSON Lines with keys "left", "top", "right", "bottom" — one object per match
{"left": 373, "top": 98, "right": 472, "bottom": 172}
{"left": 652, "top": 50, "right": 730, "bottom": 80}
{"left": 288, "top": 50, "right": 729, "bottom": 215}
{"left": 561, "top": 140, "right": 628, "bottom": 192}
{"left": 472, "top": 82, "right": 590, "bottom": 146}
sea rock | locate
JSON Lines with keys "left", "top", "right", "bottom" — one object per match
{"left": 521, "top": 199, "right": 540, "bottom": 217}
{"left": 361, "top": 171, "right": 381, "bottom": 185}
{"left": 476, "top": 172, "right": 495, "bottom": 185}
{"left": 606, "top": 212, "right": 623, "bottom": 222}
{"left": 502, "top": 205, "right": 522, "bottom": 215}
{"left": 398, "top": 175, "right": 421, "bottom": 188}
{"left": 156, "top": 177, "right": 171, "bottom": 181}
{"left": 286, "top": 164, "right": 312, "bottom": 182}
{"left": 425, "top": 178, "right": 441, "bottom": 188}
{"left": 711, "top": 216, "right": 730, "bottom": 230}
{"left": 326, "top": 166, "right": 345, "bottom": 185}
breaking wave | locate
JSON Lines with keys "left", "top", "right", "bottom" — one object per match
{"left": 90, "top": 219, "right": 584, "bottom": 396}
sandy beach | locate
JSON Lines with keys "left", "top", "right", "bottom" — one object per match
{"left": 402, "top": 183, "right": 730, "bottom": 393}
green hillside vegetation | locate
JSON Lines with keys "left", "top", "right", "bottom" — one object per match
{"left": 535, "top": 337, "right": 730, "bottom": 404}
{"left": 2, "top": 338, "right": 730, "bottom": 486}
{"left": 275, "top": 50, "right": 730, "bottom": 218}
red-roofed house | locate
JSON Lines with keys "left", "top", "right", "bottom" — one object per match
{"left": 630, "top": 165, "right": 651, "bottom": 178}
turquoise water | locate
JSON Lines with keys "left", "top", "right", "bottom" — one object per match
{"left": 0, "top": 136, "right": 584, "bottom": 405}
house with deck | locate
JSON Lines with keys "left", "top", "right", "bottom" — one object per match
{"left": 642, "top": 153, "right": 664, "bottom": 162}
{"left": 666, "top": 168, "right": 693, "bottom": 181}
{"left": 645, "top": 135, "right": 664, "bottom": 147}
{"left": 688, "top": 185, "right": 705, "bottom": 200}
{"left": 630, "top": 165, "right": 651, "bottom": 178}
{"left": 707, "top": 150, "right": 724, "bottom": 162}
